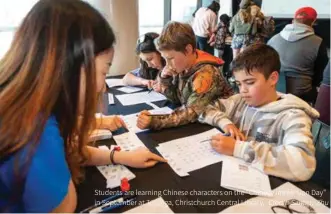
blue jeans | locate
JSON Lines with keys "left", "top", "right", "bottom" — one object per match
{"left": 196, "top": 36, "right": 214, "bottom": 55}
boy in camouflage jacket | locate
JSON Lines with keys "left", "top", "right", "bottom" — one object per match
{"left": 137, "top": 21, "right": 233, "bottom": 130}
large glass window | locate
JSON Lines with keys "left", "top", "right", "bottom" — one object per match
{"left": 202, "top": 0, "right": 215, "bottom": 7}
{"left": 0, "top": 0, "right": 39, "bottom": 59}
{"left": 138, "top": 0, "right": 164, "bottom": 35}
{"left": 171, "top": 0, "right": 197, "bottom": 23}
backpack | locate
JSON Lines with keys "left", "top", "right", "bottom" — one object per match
{"left": 261, "top": 16, "right": 275, "bottom": 38}
{"left": 214, "top": 26, "right": 232, "bottom": 50}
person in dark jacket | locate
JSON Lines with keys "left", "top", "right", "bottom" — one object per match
{"left": 315, "top": 61, "right": 330, "bottom": 125}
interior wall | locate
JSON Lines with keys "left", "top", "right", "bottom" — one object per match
{"left": 108, "top": 0, "right": 139, "bottom": 76}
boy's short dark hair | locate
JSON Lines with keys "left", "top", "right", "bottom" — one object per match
{"left": 156, "top": 21, "right": 196, "bottom": 53}
{"left": 231, "top": 44, "right": 281, "bottom": 79}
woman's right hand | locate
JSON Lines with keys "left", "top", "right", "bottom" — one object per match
{"left": 115, "top": 148, "right": 167, "bottom": 168}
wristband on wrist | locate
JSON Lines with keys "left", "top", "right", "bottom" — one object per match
{"left": 110, "top": 146, "right": 121, "bottom": 165}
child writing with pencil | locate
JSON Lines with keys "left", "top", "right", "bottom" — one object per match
{"left": 199, "top": 44, "right": 318, "bottom": 182}
{"left": 137, "top": 21, "right": 233, "bottom": 130}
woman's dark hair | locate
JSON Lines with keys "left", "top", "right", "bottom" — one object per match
{"left": 136, "top": 32, "right": 165, "bottom": 79}
{"left": 219, "top": 14, "right": 231, "bottom": 26}
{"left": 207, "top": 1, "right": 220, "bottom": 15}
{"left": 136, "top": 32, "right": 159, "bottom": 54}
{"left": 0, "top": 0, "right": 116, "bottom": 205}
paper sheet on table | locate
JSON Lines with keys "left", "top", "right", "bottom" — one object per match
{"left": 113, "top": 132, "right": 146, "bottom": 151}
{"left": 115, "top": 86, "right": 145, "bottom": 93}
{"left": 116, "top": 91, "right": 167, "bottom": 106}
{"left": 124, "top": 197, "right": 174, "bottom": 213}
{"left": 122, "top": 107, "right": 173, "bottom": 133}
{"left": 156, "top": 128, "right": 226, "bottom": 177}
{"left": 108, "top": 93, "right": 114, "bottom": 105}
{"left": 105, "top": 78, "right": 124, "bottom": 88}
{"left": 97, "top": 146, "right": 135, "bottom": 189}
{"left": 221, "top": 158, "right": 273, "bottom": 197}
{"left": 146, "top": 102, "right": 160, "bottom": 109}
{"left": 221, "top": 182, "right": 330, "bottom": 213}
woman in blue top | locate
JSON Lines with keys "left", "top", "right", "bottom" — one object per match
{"left": 122, "top": 32, "right": 166, "bottom": 91}
{"left": 0, "top": 0, "right": 166, "bottom": 212}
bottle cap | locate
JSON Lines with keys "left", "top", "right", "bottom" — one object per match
{"left": 120, "top": 177, "right": 130, "bottom": 192}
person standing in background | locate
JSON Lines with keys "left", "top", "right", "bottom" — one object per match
{"left": 229, "top": 0, "right": 255, "bottom": 58}
{"left": 250, "top": 5, "right": 266, "bottom": 44}
{"left": 192, "top": 1, "right": 220, "bottom": 55}
{"left": 268, "top": 7, "right": 328, "bottom": 104}
{"left": 314, "top": 61, "right": 330, "bottom": 125}
{"left": 210, "top": 14, "right": 233, "bottom": 78}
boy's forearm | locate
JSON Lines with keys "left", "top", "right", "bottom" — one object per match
{"left": 198, "top": 100, "right": 233, "bottom": 129}
{"left": 150, "top": 105, "right": 198, "bottom": 130}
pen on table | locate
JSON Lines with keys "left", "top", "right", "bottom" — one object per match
{"left": 148, "top": 88, "right": 153, "bottom": 93}
{"left": 135, "top": 113, "right": 170, "bottom": 117}
{"left": 199, "top": 132, "right": 231, "bottom": 143}
{"left": 80, "top": 192, "right": 123, "bottom": 213}
{"left": 89, "top": 194, "right": 136, "bottom": 213}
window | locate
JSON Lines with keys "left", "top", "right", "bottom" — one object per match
{"left": 202, "top": 0, "right": 215, "bottom": 7}
{"left": 138, "top": 0, "right": 164, "bottom": 35}
{"left": 171, "top": 0, "right": 197, "bottom": 23}
{"left": 0, "top": 0, "right": 38, "bottom": 59}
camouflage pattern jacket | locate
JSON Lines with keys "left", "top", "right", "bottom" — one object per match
{"left": 150, "top": 50, "right": 234, "bottom": 130}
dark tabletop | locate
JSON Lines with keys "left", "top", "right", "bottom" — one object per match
{"left": 75, "top": 79, "right": 330, "bottom": 213}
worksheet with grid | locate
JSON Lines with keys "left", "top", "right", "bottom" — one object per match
{"left": 156, "top": 128, "right": 225, "bottom": 177}
{"left": 113, "top": 132, "right": 147, "bottom": 151}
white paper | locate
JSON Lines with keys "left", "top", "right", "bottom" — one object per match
{"left": 89, "top": 129, "right": 113, "bottom": 142}
{"left": 116, "top": 91, "right": 167, "bottom": 106}
{"left": 105, "top": 78, "right": 124, "bottom": 88}
{"left": 146, "top": 102, "right": 160, "bottom": 109}
{"left": 97, "top": 146, "right": 136, "bottom": 189}
{"left": 149, "top": 107, "right": 173, "bottom": 115}
{"left": 125, "top": 197, "right": 174, "bottom": 213}
{"left": 156, "top": 128, "right": 225, "bottom": 177}
{"left": 113, "top": 132, "right": 146, "bottom": 151}
{"left": 221, "top": 182, "right": 330, "bottom": 213}
{"left": 115, "top": 86, "right": 144, "bottom": 93}
{"left": 122, "top": 107, "right": 173, "bottom": 133}
{"left": 221, "top": 158, "right": 273, "bottom": 197}
{"left": 108, "top": 93, "right": 114, "bottom": 105}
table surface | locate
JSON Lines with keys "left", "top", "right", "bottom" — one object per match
{"left": 76, "top": 83, "right": 330, "bottom": 213}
